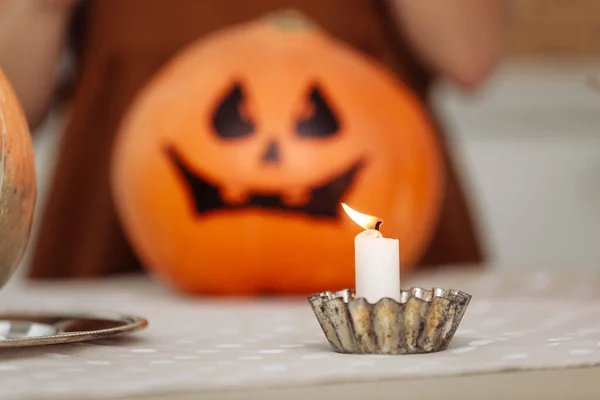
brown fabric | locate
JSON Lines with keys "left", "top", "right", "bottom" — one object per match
{"left": 27, "top": 0, "right": 484, "bottom": 280}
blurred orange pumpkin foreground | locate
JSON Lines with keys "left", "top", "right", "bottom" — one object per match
{"left": 0, "top": 70, "right": 37, "bottom": 290}
{"left": 110, "top": 10, "right": 444, "bottom": 296}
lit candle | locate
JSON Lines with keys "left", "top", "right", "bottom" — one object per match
{"left": 341, "top": 203, "right": 400, "bottom": 303}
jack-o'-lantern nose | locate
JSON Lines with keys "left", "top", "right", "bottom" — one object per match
{"left": 262, "top": 139, "right": 280, "bottom": 164}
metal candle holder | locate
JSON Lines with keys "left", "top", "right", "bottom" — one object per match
{"left": 308, "top": 287, "right": 472, "bottom": 355}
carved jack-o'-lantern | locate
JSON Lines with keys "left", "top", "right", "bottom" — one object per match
{"left": 111, "top": 11, "right": 443, "bottom": 295}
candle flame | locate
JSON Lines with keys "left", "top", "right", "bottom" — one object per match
{"left": 341, "top": 203, "right": 381, "bottom": 230}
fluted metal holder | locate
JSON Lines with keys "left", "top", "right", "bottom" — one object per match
{"left": 308, "top": 287, "right": 472, "bottom": 355}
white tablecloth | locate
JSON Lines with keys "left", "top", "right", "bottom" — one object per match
{"left": 1, "top": 268, "right": 600, "bottom": 400}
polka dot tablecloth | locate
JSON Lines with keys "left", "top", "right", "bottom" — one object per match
{"left": 1, "top": 269, "right": 600, "bottom": 399}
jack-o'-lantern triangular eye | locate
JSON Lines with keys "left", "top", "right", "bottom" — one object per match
{"left": 211, "top": 82, "right": 255, "bottom": 139}
{"left": 295, "top": 84, "right": 340, "bottom": 138}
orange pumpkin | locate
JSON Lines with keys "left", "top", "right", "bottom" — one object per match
{"left": 0, "top": 69, "right": 37, "bottom": 288}
{"left": 111, "top": 11, "right": 443, "bottom": 295}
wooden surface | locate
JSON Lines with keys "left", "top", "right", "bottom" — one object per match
{"left": 507, "top": 0, "right": 600, "bottom": 55}
{"left": 180, "top": 367, "right": 600, "bottom": 400}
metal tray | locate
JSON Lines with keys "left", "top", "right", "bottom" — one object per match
{"left": 0, "top": 310, "right": 148, "bottom": 347}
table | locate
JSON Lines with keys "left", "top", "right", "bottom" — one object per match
{"left": 2, "top": 267, "right": 600, "bottom": 399}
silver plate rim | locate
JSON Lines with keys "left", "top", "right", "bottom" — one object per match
{"left": 0, "top": 309, "right": 149, "bottom": 348}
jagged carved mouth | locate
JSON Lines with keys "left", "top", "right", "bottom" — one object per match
{"left": 164, "top": 145, "right": 364, "bottom": 219}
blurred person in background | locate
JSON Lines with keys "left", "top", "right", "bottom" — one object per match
{"left": 0, "top": 0, "right": 508, "bottom": 281}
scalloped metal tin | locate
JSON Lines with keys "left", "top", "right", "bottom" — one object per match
{"left": 308, "top": 287, "right": 471, "bottom": 355}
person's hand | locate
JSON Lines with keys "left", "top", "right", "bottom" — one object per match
{"left": 0, "top": 0, "right": 81, "bottom": 127}
{"left": 39, "top": 0, "right": 83, "bottom": 13}
{"left": 42, "top": 0, "right": 82, "bottom": 9}
{"left": 389, "top": 0, "right": 507, "bottom": 90}
{"left": 0, "top": 0, "right": 82, "bottom": 15}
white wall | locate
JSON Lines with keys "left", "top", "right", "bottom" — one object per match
{"left": 431, "top": 60, "right": 600, "bottom": 272}
{"left": 22, "top": 61, "right": 600, "bottom": 274}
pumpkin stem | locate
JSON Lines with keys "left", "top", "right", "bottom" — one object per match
{"left": 265, "top": 9, "right": 315, "bottom": 31}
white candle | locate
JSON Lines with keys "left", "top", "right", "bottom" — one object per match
{"left": 354, "top": 229, "right": 400, "bottom": 303}
{"left": 341, "top": 203, "right": 400, "bottom": 303}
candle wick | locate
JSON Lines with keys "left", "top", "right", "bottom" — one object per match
{"left": 375, "top": 221, "right": 382, "bottom": 231}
